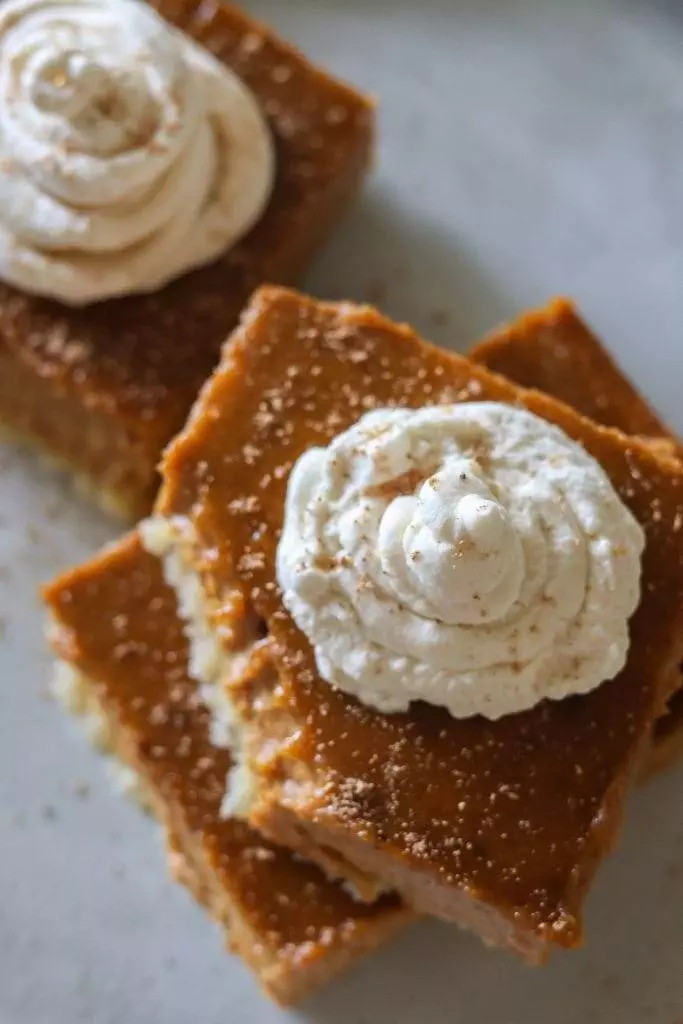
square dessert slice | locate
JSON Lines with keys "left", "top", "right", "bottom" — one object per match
{"left": 0, "top": 0, "right": 373, "bottom": 519}
{"left": 468, "top": 298, "right": 683, "bottom": 777}
{"left": 43, "top": 534, "right": 408, "bottom": 1006}
{"left": 145, "top": 286, "right": 683, "bottom": 962}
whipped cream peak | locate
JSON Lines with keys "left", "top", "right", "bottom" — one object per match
{"left": 30, "top": 49, "right": 157, "bottom": 153}
{"left": 277, "top": 403, "right": 645, "bottom": 720}
{"left": 0, "top": 0, "right": 275, "bottom": 304}
{"left": 382, "top": 458, "right": 526, "bottom": 628}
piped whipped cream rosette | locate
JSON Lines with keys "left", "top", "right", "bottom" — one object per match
{"left": 0, "top": 0, "right": 275, "bottom": 305}
{"left": 277, "top": 403, "right": 646, "bottom": 720}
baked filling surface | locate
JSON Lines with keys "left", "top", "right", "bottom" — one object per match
{"left": 470, "top": 298, "right": 674, "bottom": 439}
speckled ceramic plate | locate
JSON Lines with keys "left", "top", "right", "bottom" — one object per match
{"left": 2, "top": 2, "right": 683, "bottom": 1022}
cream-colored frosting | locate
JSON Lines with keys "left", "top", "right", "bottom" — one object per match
{"left": 0, "top": 0, "right": 274, "bottom": 305}
{"left": 276, "top": 403, "right": 645, "bottom": 720}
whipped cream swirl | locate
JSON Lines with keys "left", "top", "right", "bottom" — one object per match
{"left": 277, "top": 404, "right": 645, "bottom": 720}
{"left": 0, "top": 0, "right": 275, "bottom": 305}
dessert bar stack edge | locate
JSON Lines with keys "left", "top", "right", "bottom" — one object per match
{"left": 0, "top": 0, "right": 679, "bottom": 1010}
{"left": 46, "top": 285, "right": 683, "bottom": 1000}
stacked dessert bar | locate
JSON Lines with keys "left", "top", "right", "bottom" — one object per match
{"left": 46, "top": 536, "right": 409, "bottom": 1004}
{"left": 45, "top": 286, "right": 683, "bottom": 1000}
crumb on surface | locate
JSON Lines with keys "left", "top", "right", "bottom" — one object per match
{"left": 363, "top": 280, "right": 388, "bottom": 307}
{"left": 43, "top": 500, "right": 63, "bottom": 521}
{"left": 429, "top": 309, "right": 451, "bottom": 328}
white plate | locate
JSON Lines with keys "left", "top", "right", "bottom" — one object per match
{"left": 2, "top": 1, "right": 683, "bottom": 1022}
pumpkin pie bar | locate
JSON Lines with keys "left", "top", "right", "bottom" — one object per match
{"left": 43, "top": 534, "right": 408, "bottom": 1006}
{"left": 144, "top": 286, "right": 683, "bottom": 963}
{"left": 468, "top": 298, "right": 683, "bottom": 778}
{"left": 0, "top": 0, "right": 373, "bottom": 519}
{"left": 470, "top": 299, "right": 676, "bottom": 440}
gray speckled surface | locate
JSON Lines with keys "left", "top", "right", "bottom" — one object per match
{"left": 2, "top": 1, "right": 683, "bottom": 1021}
